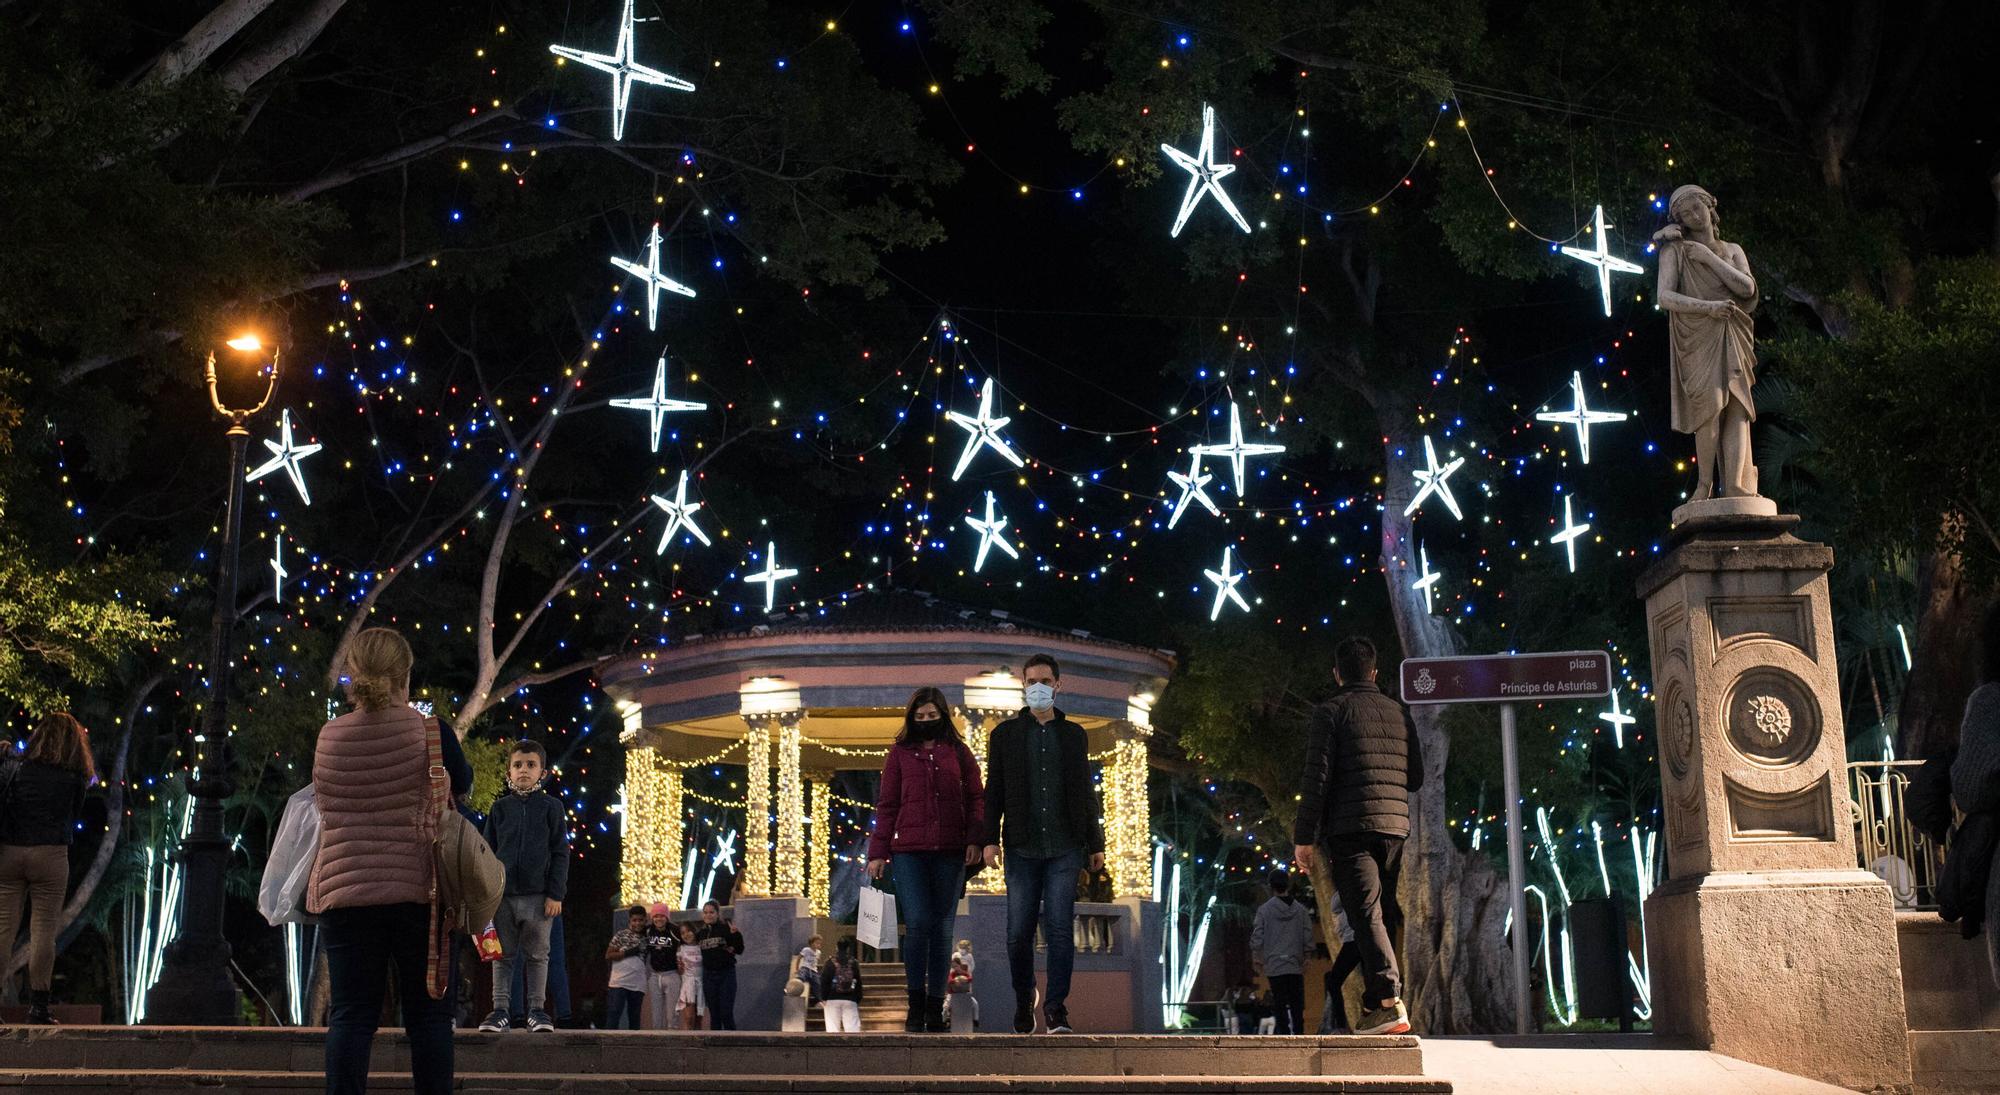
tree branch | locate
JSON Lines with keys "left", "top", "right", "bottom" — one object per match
{"left": 136, "top": 0, "right": 281, "bottom": 87}
{"left": 216, "top": 0, "right": 352, "bottom": 95}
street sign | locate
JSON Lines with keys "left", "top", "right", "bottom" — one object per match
{"left": 1395, "top": 648, "right": 1614, "bottom": 1035}
{"left": 1400, "top": 650, "right": 1611, "bottom": 705}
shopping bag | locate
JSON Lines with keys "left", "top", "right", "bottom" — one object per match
{"left": 257, "top": 785, "right": 320, "bottom": 926}
{"left": 856, "top": 884, "right": 898, "bottom": 950}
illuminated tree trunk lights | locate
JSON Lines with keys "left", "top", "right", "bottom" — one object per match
{"left": 1102, "top": 730, "right": 1153, "bottom": 898}
{"left": 620, "top": 746, "right": 684, "bottom": 905}
{"left": 774, "top": 718, "right": 806, "bottom": 896}
{"left": 807, "top": 772, "right": 833, "bottom": 917}
{"left": 742, "top": 719, "right": 773, "bottom": 897}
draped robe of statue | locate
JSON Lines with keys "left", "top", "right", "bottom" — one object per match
{"left": 1660, "top": 234, "right": 1759, "bottom": 498}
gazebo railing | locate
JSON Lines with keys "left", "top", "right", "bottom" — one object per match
{"left": 1847, "top": 759, "right": 1946, "bottom": 911}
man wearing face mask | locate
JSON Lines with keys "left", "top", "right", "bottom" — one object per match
{"left": 980, "top": 653, "right": 1104, "bottom": 1035}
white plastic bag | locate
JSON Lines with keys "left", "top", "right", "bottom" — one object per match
{"left": 257, "top": 785, "right": 320, "bottom": 926}
{"left": 856, "top": 885, "right": 897, "bottom": 950}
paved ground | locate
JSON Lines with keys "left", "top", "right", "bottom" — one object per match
{"left": 1424, "top": 1035, "right": 1853, "bottom": 1095}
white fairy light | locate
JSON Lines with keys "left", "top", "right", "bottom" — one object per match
{"left": 944, "top": 378, "right": 1024, "bottom": 480}
{"left": 1160, "top": 103, "right": 1251, "bottom": 237}
{"left": 1550, "top": 494, "right": 1591, "bottom": 573}
{"left": 1559, "top": 204, "right": 1645, "bottom": 317}
{"left": 743, "top": 540, "right": 799, "bottom": 612}
{"left": 1411, "top": 542, "right": 1441, "bottom": 614}
{"left": 648, "top": 470, "right": 711, "bottom": 552}
{"left": 245, "top": 409, "right": 323, "bottom": 505}
{"left": 611, "top": 354, "right": 706, "bottom": 451}
{"left": 548, "top": 0, "right": 695, "bottom": 141}
{"left": 1203, "top": 545, "right": 1251, "bottom": 621}
{"left": 610, "top": 222, "right": 697, "bottom": 331}
{"left": 1598, "top": 688, "right": 1636, "bottom": 748}
{"left": 1403, "top": 434, "right": 1465, "bottom": 521}
{"left": 1534, "top": 370, "right": 1627, "bottom": 464}
{"left": 1165, "top": 452, "right": 1219, "bottom": 529}
{"left": 962, "top": 490, "right": 1019, "bottom": 572}
{"left": 1189, "top": 403, "right": 1284, "bottom": 494}
{"left": 269, "top": 538, "right": 288, "bottom": 604}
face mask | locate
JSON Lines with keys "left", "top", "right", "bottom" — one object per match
{"left": 1025, "top": 683, "right": 1055, "bottom": 711}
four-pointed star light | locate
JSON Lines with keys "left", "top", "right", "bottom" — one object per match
{"left": 1411, "top": 542, "right": 1442, "bottom": 615}
{"left": 945, "top": 378, "right": 1025, "bottom": 480}
{"left": 1535, "top": 370, "right": 1628, "bottom": 464}
{"left": 1559, "top": 204, "right": 1646, "bottom": 317}
{"left": 1403, "top": 435, "right": 1466, "bottom": 521}
{"left": 1550, "top": 494, "right": 1591, "bottom": 573}
{"left": 962, "top": 490, "right": 1019, "bottom": 572}
{"left": 611, "top": 222, "right": 697, "bottom": 331}
{"left": 612, "top": 354, "right": 707, "bottom": 451}
{"left": 1598, "top": 689, "right": 1637, "bottom": 749}
{"left": 548, "top": 0, "right": 695, "bottom": 141}
{"left": 649, "top": 470, "right": 712, "bottom": 552}
{"left": 1160, "top": 103, "right": 1252, "bottom": 237}
{"left": 744, "top": 541, "right": 800, "bottom": 612}
{"left": 1190, "top": 402, "right": 1285, "bottom": 495}
{"left": 245, "top": 408, "right": 323, "bottom": 505}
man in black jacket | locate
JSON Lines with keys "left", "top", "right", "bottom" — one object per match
{"left": 1292, "top": 637, "right": 1423, "bottom": 1036}
{"left": 980, "top": 653, "right": 1104, "bottom": 1035}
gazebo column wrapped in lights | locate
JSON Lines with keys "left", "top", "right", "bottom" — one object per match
{"left": 603, "top": 592, "right": 1175, "bottom": 1030}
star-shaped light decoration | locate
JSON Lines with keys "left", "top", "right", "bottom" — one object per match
{"left": 611, "top": 222, "right": 697, "bottom": 331}
{"left": 1411, "top": 542, "right": 1442, "bottom": 615}
{"left": 1535, "top": 370, "right": 1628, "bottom": 464}
{"left": 246, "top": 409, "right": 324, "bottom": 505}
{"left": 1191, "top": 403, "right": 1285, "bottom": 495}
{"left": 612, "top": 354, "right": 706, "bottom": 451}
{"left": 269, "top": 537, "right": 289, "bottom": 604}
{"left": 548, "top": 0, "right": 695, "bottom": 141}
{"left": 1598, "top": 688, "right": 1637, "bottom": 749}
{"left": 1559, "top": 204, "right": 1646, "bottom": 317}
{"left": 1550, "top": 494, "right": 1591, "bottom": 573}
{"left": 1165, "top": 452, "right": 1219, "bottom": 529}
{"left": 1203, "top": 545, "right": 1251, "bottom": 621}
{"left": 743, "top": 540, "right": 799, "bottom": 612}
{"left": 711, "top": 831, "right": 739, "bottom": 875}
{"left": 944, "top": 377, "right": 1024, "bottom": 481}
{"left": 648, "top": 470, "right": 711, "bottom": 552}
{"left": 1160, "top": 103, "right": 1252, "bottom": 237}
{"left": 1402, "top": 434, "right": 1466, "bottom": 521}
{"left": 961, "top": 491, "right": 1019, "bottom": 572}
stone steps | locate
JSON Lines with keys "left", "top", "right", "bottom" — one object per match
{"left": 0, "top": 1028, "right": 1445, "bottom": 1090}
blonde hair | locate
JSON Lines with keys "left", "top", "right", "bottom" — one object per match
{"left": 344, "top": 627, "right": 413, "bottom": 711}
{"left": 26, "top": 712, "right": 95, "bottom": 782}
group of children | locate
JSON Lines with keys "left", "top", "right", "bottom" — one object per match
{"left": 602, "top": 901, "right": 747, "bottom": 1029}
{"left": 783, "top": 934, "right": 977, "bottom": 1032}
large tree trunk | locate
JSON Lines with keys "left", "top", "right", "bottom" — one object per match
{"left": 1897, "top": 545, "right": 1993, "bottom": 759}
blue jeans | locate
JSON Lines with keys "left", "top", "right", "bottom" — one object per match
{"left": 605, "top": 986, "right": 644, "bottom": 1029}
{"left": 891, "top": 850, "right": 966, "bottom": 997}
{"left": 321, "top": 902, "right": 452, "bottom": 1095}
{"left": 1003, "top": 848, "right": 1082, "bottom": 1011}
{"left": 702, "top": 964, "right": 738, "bottom": 1029}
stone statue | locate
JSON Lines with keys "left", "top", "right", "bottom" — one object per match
{"left": 1654, "top": 184, "right": 1760, "bottom": 502}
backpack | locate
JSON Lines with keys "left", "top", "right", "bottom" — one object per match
{"left": 831, "top": 960, "right": 858, "bottom": 995}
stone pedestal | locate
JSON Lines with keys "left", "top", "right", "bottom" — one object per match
{"left": 1638, "top": 514, "right": 1910, "bottom": 1092}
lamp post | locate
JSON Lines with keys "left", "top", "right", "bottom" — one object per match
{"left": 147, "top": 335, "right": 278, "bottom": 1025}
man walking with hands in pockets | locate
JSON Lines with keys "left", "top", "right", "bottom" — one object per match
{"left": 981, "top": 654, "right": 1103, "bottom": 1036}
{"left": 1292, "top": 637, "right": 1423, "bottom": 1036}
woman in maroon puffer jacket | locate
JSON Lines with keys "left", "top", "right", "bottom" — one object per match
{"left": 867, "top": 687, "right": 985, "bottom": 1032}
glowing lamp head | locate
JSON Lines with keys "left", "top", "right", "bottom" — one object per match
{"left": 225, "top": 334, "right": 264, "bottom": 353}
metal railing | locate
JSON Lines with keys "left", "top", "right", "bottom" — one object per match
{"left": 1847, "top": 759, "right": 1946, "bottom": 911}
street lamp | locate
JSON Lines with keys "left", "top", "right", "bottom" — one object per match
{"left": 146, "top": 334, "right": 279, "bottom": 1025}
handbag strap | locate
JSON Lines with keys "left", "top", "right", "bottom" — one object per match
{"left": 421, "top": 714, "right": 451, "bottom": 999}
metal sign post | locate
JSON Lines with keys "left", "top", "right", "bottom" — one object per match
{"left": 1400, "top": 650, "right": 1612, "bottom": 1036}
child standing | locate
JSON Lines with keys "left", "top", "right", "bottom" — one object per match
{"left": 694, "top": 900, "right": 745, "bottom": 1030}
{"left": 796, "top": 934, "right": 824, "bottom": 1004}
{"left": 819, "top": 937, "right": 864, "bottom": 1032}
{"left": 676, "top": 922, "right": 705, "bottom": 1029}
{"left": 604, "top": 906, "right": 648, "bottom": 1029}
{"left": 642, "top": 904, "right": 682, "bottom": 1029}
{"left": 478, "top": 740, "right": 569, "bottom": 1033}
{"left": 944, "top": 939, "right": 978, "bottom": 1027}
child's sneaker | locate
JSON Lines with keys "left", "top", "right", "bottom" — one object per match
{"left": 526, "top": 1009, "right": 555, "bottom": 1032}
{"left": 1355, "top": 998, "right": 1410, "bottom": 1036}
{"left": 478, "top": 1009, "right": 510, "bottom": 1032}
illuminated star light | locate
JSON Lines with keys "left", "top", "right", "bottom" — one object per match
{"left": 1161, "top": 103, "right": 1252, "bottom": 237}
{"left": 1165, "top": 452, "right": 1219, "bottom": 529}
{"left": 744, "top": 540, "right": 799, "bottom": 612}
{"left": 611, "top": 222, "right": 697, "bottom": 331}
{"left": 1550, "top": 494, "right": 1591, "bottom": 573}
{"left": 944, "top": 378, "right": 1024, "bottom": 481}
{"left": 648, "top": 470, "right": 711, "bottom": 552}
{"left": 1203, "top": 546, "right": 1251, "bottom": 621}
{"left": 1559, "top": 204, "right": 1646, "bottom": 317}
{"left": 246, "top": 409, "right": 323, "bottom": 505}
{"left": 612, "top": 354, "right": 706, "bottom": 451}
{"left": 962, "top": 491, "right": 1019, "bottom": 572}
{"left": 1535, "top": 370, "right": 1628, "bottom": 464}
{"left": 1599, "top": 689, "right": 1637, "bottom": 748}
{"left": 1403, "top": 435, "right": 1466, "bottom": 520}
{"left": 548, "top": 0, "right": 695, "bottom": 141}
{"left": 1411, "top": 542, "right": 1441, "bottom": 615}
{"left": 711, "top": 831, "right": 739, "bottom": 875}
{"left": 269, "top": 538, "right": 289, "bottom": 604}
{"left": 1190, "top": 403, "right": 1284, "bottom": 494}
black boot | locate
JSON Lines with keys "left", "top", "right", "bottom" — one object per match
{"left": 26, "top": 991, "right": 54, "bottom": 1024}
{"left": 904, "top": 988, "right": 926, "bottom": 1033}
{"left": 924, "top": 994, "right": 949, "bottom": 1033}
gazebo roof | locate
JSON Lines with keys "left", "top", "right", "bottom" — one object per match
{"left": 603, "top": 591, "right": 1176, "bottom": 769}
